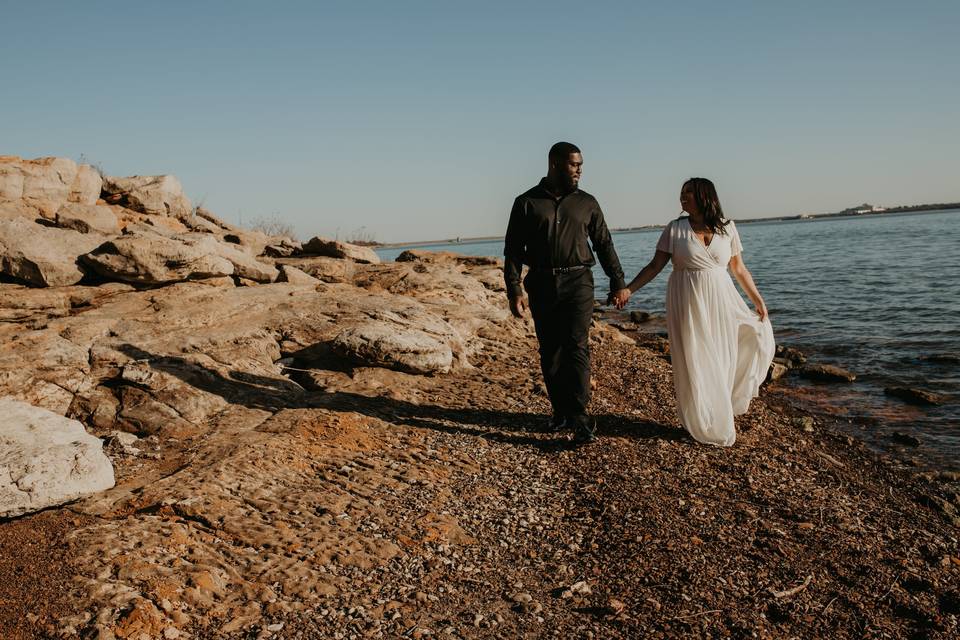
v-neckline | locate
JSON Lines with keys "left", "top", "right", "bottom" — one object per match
{"left": 685, "top": 217, "right": 714, "bottom": 250}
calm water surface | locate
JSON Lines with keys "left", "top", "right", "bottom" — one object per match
{"left": 379, "top": 210, "right": 960, "bottom": 465}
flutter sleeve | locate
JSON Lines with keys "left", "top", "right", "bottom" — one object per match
{"left": 655, "top": 221, "right": 673, "bottom": 253}
{"left": 728, "top": 220, "right": 743, "bottom": 256}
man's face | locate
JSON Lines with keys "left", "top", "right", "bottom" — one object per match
{"left": 554, "top": 152, "right": 583, "bottom": 189}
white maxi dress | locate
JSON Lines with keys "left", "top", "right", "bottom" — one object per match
{"left": 657, "top": 216, "right": 775, "bottom": 446}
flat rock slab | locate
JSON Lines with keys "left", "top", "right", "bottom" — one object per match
{"left": 884, "top": 386, "right": 946, "bottom": 406}
{"left": 395, "top": 249, "right": 499, "bottom": 266}
{"left": 0, "top": 217, "right": 106, "bottom": 286}
{"left": 81, "top": 233, "right": 235, "bottom": 284}
{"left": 55, "top": 203, "right": 120, "bottom": 235}
{"left": 800, "top": 363, "right": 856, "bottom": 383}
{"left": 332, "top": 320, "right": 453, "bottom": 374}
{"left": 0, "top": 397, "right": 115, "bottom": 518}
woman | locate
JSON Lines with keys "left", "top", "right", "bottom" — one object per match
{"left": 618, "top": 178, "right": 774, "bottom": 446}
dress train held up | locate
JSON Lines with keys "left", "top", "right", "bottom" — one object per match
{"left": 657, "top": 217, "right": 775, "bottom": 446}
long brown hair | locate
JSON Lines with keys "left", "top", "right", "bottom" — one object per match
{"left": 683, "top": 177, "right": 730, "bottom": 235}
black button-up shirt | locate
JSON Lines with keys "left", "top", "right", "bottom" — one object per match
{"left": 503, "top": 178, "right": 626, "bottom": 299}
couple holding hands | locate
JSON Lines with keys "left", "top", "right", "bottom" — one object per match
{"left": 504, "top": 142, "right": 774, "bottom": 445}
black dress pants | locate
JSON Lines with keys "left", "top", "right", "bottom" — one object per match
{"left": 524, "top": 268, "right": 594, "bottom": 424}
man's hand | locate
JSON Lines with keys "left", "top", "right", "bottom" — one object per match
{"left": 509, "top": 296, "right": 528, "bottom": 318}
{"left": 608, "top": 288, "right": 631, "bottom": 309}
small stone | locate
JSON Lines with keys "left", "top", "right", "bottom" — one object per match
{"left": 797, "top": 522, "right": 815, "bottom": 530}
{"left": 512, "top": 592, "right": 533, "bottom": 604}
{"left": 606, "top": 598, "right": 626, "bottom": 615}
{"left": 163, "top": 629, "right": 180, "bottom": 640}
{"left": 570, "top": 581, "right": 592, "bottom": 596}
{"left": 267, "top": 623, "right": 284, "bottom": 632}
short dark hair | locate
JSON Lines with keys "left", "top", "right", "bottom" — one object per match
{"left": 548, "top": 141, "right": 581, "bottom": 163}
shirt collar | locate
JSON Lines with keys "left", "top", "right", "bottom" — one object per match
{"left": 538, "top": 177, "right": 578, "bottom": 199}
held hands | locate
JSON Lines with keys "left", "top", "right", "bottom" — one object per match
{"left": 509, "top": 296, "right": 528, "bottom": 318}
{"left": 608, "top": 288, "right": 632, "bottom": 309}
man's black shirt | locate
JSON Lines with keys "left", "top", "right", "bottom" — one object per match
{"left": 503, "top": 177, "right": 626, "bottom": 299}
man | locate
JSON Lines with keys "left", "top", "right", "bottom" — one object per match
{"left": 504, "top": 142, "right": 630, "bottom": 443}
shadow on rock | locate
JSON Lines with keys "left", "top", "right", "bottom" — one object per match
{"left": 115, "top": 343, "right": 680, "bottom": 451}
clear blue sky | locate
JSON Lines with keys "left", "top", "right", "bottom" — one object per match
{"left": 3, "top": 1, "right": 957, "bottom": 242}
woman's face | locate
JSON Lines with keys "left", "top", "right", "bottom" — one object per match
{"left": 680, "top": 184, "right": 700, "bottom": 216}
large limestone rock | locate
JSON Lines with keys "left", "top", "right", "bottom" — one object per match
{"left": 55, "top": 203, "right": 120, "bottom": 235}
{"left": 0, "top": 156, "right": 102, "bottom": 217}
{"left": 276, "top": 264, "right": 320, "bottom": 285}
{"left": 80, "top": 227, "right": 280, "bottom": 285}
{"left": 70, "top": 164, "right": 103, "bottom": 205}
{"left": 332, "top": 321, "right": 454, "bottom": 374}
{"left": 303, "top": 236, "right": 380, "bottom": 264}
{"left": 275, "top": 256, "right": 356, "bottom": 283}
{"left": 0, "top": 218, "right": 106, "bottom": 286}
{"left": 0, "top": 199, "right": 42, "bottom": 221}
{"left": 205, "top": 236, "right": 279, "bottom": 282}
{"left": 82, "top": 233, "right": 235, "bottom": 284}
{"left": 101, "top": 174, "right": 192, "bottom": 219}
{"left": 0, "top": 397, "right": 115, "bottom": 518}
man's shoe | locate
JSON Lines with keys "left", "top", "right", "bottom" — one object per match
{"left": 572, "top": 417, "right": 597, "bottom": 444}
{"left": 548, "top": 415, "right": 568, "bottom": 433}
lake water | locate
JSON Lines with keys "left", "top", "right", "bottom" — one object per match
{"left": 378, "top": 210, "right": 959, "bottom": 467}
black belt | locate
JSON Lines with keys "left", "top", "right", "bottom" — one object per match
{"left": 531, "top": 265, "right": 587, "bottom": 275}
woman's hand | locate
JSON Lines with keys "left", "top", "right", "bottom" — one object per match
{"left": 729, "top": 255, "right": 768, "bottom": 322}
{"left": 753, "top": 297, "right": 768, "bottom": 321}
{"left": 608, "top": 288, "right": 631, "bottom": 309}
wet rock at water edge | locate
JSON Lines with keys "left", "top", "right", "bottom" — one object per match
{"left": 775, "top": 345, "right": 807, "bottom": 367}
{"left": 891, "top": 432, "right": 921, "bottom": 447}
{"left": 799, "top": 363, "right": 856, "bottom": 383}
{"left": 767, "top": 361, "right": 789, "bottom": 382}
{"left": 629, "top": 310, "right": 652, "bottom": 323}
{"left": 885, "top": 386, "right": 946, "bottom": 406}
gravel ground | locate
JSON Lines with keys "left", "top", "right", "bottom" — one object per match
{"left": 2, "top": 331, "right": 958, "bottom": 639}
{"left": 233, "top": 335, "right": 959, "bottom": 639}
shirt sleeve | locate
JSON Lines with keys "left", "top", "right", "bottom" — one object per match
{"left": 728, "top": 220, "right": 743, "bottom": 256}
{"left": 655, "top": 221, "right": 672, "bottom": 253}
{"left": 587, "top": 201, "right": 626, "bottom": 292}
{"left": 503, "top": 197, "right": 526, "bottom": 299}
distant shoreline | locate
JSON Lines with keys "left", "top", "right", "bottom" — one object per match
{"left": 377, "top": 203, "right": 959, "bottom": 248}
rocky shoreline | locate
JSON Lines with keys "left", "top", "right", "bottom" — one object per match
{"left": 0, "top": 157, "right": 957, "bottom": 639}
